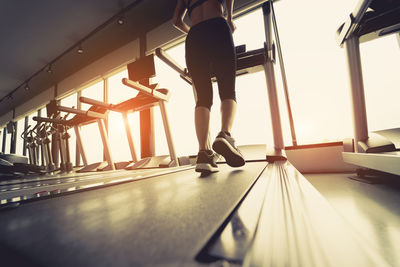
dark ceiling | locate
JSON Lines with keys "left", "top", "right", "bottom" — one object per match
{"left": 0, "top": 0, "right": 177, "bottom": 115}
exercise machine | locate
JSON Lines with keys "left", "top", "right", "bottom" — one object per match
{"left": 32, "top": 116, "right": 74, "bottom": 173}
{"left": 0, "top": 122, "right": 51, "bottom": 176}
{"left": 337, "top": 0, "right": 400, "bottom": 176}
{"left": 80, "top": 54, "right": 183, "bottom": 169}
{"left": 42, "top": 100, "right": 119, "bottom": 172}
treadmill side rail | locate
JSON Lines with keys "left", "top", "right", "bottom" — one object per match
{"left": 343, "top": 151, "right": 400, "bottom": 176}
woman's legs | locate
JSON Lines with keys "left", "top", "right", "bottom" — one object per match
{"left": 195, "top": 98, "right": 236, "bottom": 151}
{"left": 220, "top": 99, "right": 236, "bottom": 133}
{"left": 195, "top": 106, "right": 211, "bottom": 151}
{"left": 185, "top": 18, "right": 244, "bottom": 171}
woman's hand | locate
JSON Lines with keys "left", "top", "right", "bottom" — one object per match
{"left": 227, "top": 17, "right": 236, "bottom": 33}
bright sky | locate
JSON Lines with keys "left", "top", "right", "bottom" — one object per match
{"left": 2, "top": 0, "right": 400, "bottom": 162}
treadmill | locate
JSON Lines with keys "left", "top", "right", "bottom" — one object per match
{"left": 337, "top": 0, "right": 400, "bottom": 176}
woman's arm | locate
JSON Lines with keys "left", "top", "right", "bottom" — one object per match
{"left": 225, "top": 0, "right": 236, "bottom": 33}
{"left": 173, "top": 0, "right": 190, "bottom": 34}
{"left": 225, "top": 0, "right": 234, "bottom": 20}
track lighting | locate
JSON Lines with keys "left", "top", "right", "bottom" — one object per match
{"left": 77, "top": 44, "right": 84, "bottom": 54}
{"left": 117, "top": 16, "right": 125, "bottom": 25}
{"left": 24, "top": 83, "right": 30, "bottom": 91}
{"left": 47, "top": 64, "right": 53, "bottom": 74}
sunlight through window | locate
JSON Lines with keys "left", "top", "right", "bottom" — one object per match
{"left": 80, "top": 81, "right": 104, "bottom": 164}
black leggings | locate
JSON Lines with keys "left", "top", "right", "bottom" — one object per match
{"left": 185, "top": 17, "right": 236, "bottom": 110}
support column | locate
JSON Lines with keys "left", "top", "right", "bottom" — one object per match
{"left": 139, "top": 35, "right": 155, "bottom": 158}
{"left": 76, "top": 91, "right": 82, "bottom": 166}
{"left": 23, "top": 116, "right": 28, "bottom": 156}
{"left": 97, "top": 119, "right": 115, "bottom": 170}
{"left": 344, "top": 36, "right": 368, "bottom": 152}
{"left": 262, "top": 2, "right": 286, "bottom": 162}
{"left": 52, "top": 100, "right": 61, "bottom": 167}
{"left": 103, "top": 78, "right": 109, "bottom": 162}
{"left": 159, "top": 100, "right": 178, "bottom": 166}
{"left": 74, "top": 125, "right": 88, "bottom": 166}
{"left": 123, "top": 112, "right": 138, "bottom": 162}
{"left": 10, "top": 121, "right": 17, "bottom": 154}
{"left": 36, "top": 109, "right": 41, "bottom": 163}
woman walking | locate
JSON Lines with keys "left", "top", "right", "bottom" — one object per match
{"left": 173, "top": 0, "right": 245, "bottom": 173}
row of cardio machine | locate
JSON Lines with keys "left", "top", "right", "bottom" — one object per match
{"left": 337, "top": 0, "right": 400, "bottom": 177}
{"left": 0, "top": 54, "right": 185, "bottom": 177}
{"left": 0, "top": 121, "right": 58, "bottom": 175}
{"left": 0, "top": 40, "right": 280, "bottom": 178}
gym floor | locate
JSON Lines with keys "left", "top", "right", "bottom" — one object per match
{"left": 0, "top": 162, "right": 265, "bottom": 267}
{"left": 305, "top": 172, "right": 400, "bottom": 267}
{"left": 0, "top": 163, "right": 399, "bottom": 266}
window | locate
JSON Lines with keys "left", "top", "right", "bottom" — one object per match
{"left": 361, "top": 35, "right": 400, "bottom": 132}
{"left": 15, "top": 118, "right": 25, "bottom": 155}
{"left": 26, "top": 111, "right": 38, "bottom": 163}
{"left": 3, "top": 124, "right": 11, "bottom": 154}
{"left": 273, "top": 0, "right": 361, "bottom": 144}
{"left": 154, "top": 44, "right": 198, "bottom": 156}
{"left": 79, "top": 81, "right": 104, "bottom": 164}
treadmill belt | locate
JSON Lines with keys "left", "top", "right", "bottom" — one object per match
{"left": 0, "top": 162, "right": 266, "bottom": 267}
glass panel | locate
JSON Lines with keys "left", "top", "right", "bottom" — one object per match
{"left": 4, "top": 129, "right": 10, "bottom": 154}
{"left": 81, "top": 81, "right": 104, "bottom": 110}
{"left": 80, "top": 81, "right": 104, "bottom": 164}
{"left": 60, "top": 93, "right": 78, "bottom": 108}
{"left": 16, "top": 118, "right": 25, "bottom": 155}
{"left": 154, "top": 44, "right": 198, "bottom": 156}
{"left": 361, "top": 35, "right": 400, "bottom": 131}
{"left": 273, "top": 0, "right": 360, "bottom": 144}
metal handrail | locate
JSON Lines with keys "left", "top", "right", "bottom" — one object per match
{"left": 270, "top": 1, "right": 297, "bottom": 146}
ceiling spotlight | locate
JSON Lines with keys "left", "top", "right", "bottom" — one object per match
{"left": 47, "top": 64, "right": 53, "bottom": 74}
{"left": 24, "top": 83, "right": 30, "bottom": 91}
{"left": 117, "top": 16, "right": 125, "bottom": 25}
{"left": 77, "top": 44, "right": 84, "bottom": 54}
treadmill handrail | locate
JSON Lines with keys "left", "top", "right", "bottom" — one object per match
{"left": 155, "top": 48, "right": 188, "bottom": 77}
{"left": 33, "top": 116, "right": 68, "bottom": 125}
{"left": 57, "top": 106, "right": 107, "bottom": 120}
{"left": 20, "top": 125, "right": 31, "bottom": 139}
{"left": 79, "top": 97, "right": 114, "bottom": 110}
{"left": 155, "top": 48, "right": 193, "bottom": 86}
{"left": 352, "top": 0, "right": 373, "bottom": 25}
{"left": 122, "top": 78, "right": 170, "bottom": 101}
{"left": 337, "top": 0, "right": 374, "bottom": 45}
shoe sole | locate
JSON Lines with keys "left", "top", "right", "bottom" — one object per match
{"left": 195, "top": 163, "right": 219, "bottom": 173}
{"left": 212, "top": 138, "right": 245, "bottom": 167}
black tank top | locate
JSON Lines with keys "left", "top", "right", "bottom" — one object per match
{"left": 187, "top": 0, "right": 224, "bottom": 17}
